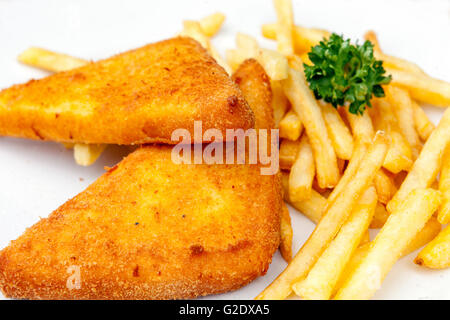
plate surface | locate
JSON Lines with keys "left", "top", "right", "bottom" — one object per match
{"left": 0, "top": 0, "right": 449, "bottom": 300}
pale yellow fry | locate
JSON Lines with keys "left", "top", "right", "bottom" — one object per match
{"left": 257, "top": 132, "right": 388, "bottom": 300}
{"left": 364, "top": 31, "right": 426, "bottom": 75}
{"left": 335, "top": 217, "right": 442, "bottom": 296}
{"left": 292, "top": 187, "right": 377, "bottom": 300}
{"left": 18, "top": 47, "right": 88, "bottom": 72}
{"left": 289, "top": 135, "right": 315, "bottom": 201}
{"left": 387, "top": 108, "right": 450, "bottom": 213}
{"left": 279, "top": 139, "right": 300, "bottom": 170}
{"left": 345, "top": 108, "right": 374, "bottom": 144}
{"left": 322, "top": 103, "right": 354, "bottom": 160}
{"left": 438, "top": 145, "right": 450, "bottom": 224}
{"left": 272, "top": 0, "right": 294, "bottom": 55}
{"left": 279, "top": 110, "right": 303, "bottom": 141}
{"left": 335, "top": 189, "right": 441, "bottom": 300}
{"left": 261, "top": 23, "right": 330, "bottom": 54}
{"left": 374, "top": 169, "right": 397, "bottom": 205}
{"left": 73, "top": 144, "right": 107, "bottom": 166}
{"left": 415, "top": 224, "right": 450, "bottom": 269}
{"left": 372, "top": 98, "right": 413, "bottom": 173}
{"left": 199, "top": 12, "right": 225, "bottom": 37}
{"left": 282, "top": 172, "right": 326, "bottom": 224}
{"left": 258, "top": 48, "right": 289, "bottom": 80}
{"left": 271, "top": 80, "right": 290, "bottom": 127}
{"left": 385, "top": 86, "right": 421, "bottom": 157}
{"left": 280, "top": 203, "right": 294, "bottom": 263}
{"left": 370, "top": 202, "right": 390, "bottom": 229}
{"left": 181, "top": 21, "right": 231, "bottom": 74}
{"left": 282, "top": 58, "right": 339, "bottom": 188}
{"left": 386, "top": 68, "right": 450, "bottom": 107}
{"left": 412, "top": 101, "right": 435, "bottom": 141}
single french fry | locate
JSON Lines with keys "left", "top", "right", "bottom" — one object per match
{"left": 321, "top": 104, "right": 354, "bottom": 160}
{"left": 279, "top": 110, "right": 303, "bottom": 141}
{"left": 364, "top": 31, "right": 426, "bottom": 75}
{"left": 282, "top": 58, "right": 340, "bottom": 188}
{"left": 385, "top": 68, "right": 450, "bottom": 107}
{"left": 345, "top": 108, "right": 374, "bottom": 144}
{"left": 272, "top": 0, "right": 294, "bottom": 55}
{"left": 438, "top": 146, "right": 450, "bottom": 224}
{"left": 181, "top": 20, "right": 231, "bottom": 74}
{"left": 271, "top": 80, "right": 290, "bottom": 127}
{"left": 374, "top": 169, "right": 397, "bottom": 205}
{"left": 387, "top": 108, "right": 450, "bottom": 213}
{"left": 415, "top": 224, "right": 450, "bottom": 269}
{"left": 257, "top": 132, "right": 388, "bottom": 300}
{"left": 289, "top": 135, "right": 315, "bottom": 201}
{"left": 261, "top": 23, "right": 330, "bottom": 54}
{"left": 258, "top": 48, "right": 289, "bottom": 80}
{"left": 385, "top": 86, "right": 421, "bottom": 157}
{"left": 360, "top": 230, "right": 371, "bottom": 246}
{"left": 281, "top": 172, "right": 326, "bottom": 224}
{"left": 18, "top": 47, "right": 88, "bottom": 72}
{"left": 370, "top": 202, "right": 390, "bottom": 229}
{"left": 280, "top": 203, "right": 294, "bottom": 262}
{"left": 335, "top": 189, "right": 441, "bottom": 300}
{"left": 372, "top": 98, "right": 413, "bottom": 173}
{"left": 73, "top": 144, "right": 107, "bottom": 166}
{"left": 199, "top": 12, "right": 226, "bottom": 37}
{"left": 412, "top": 101, "right": 435, "bottom": 141}
{"left": 279, "top": 139, "right": 300, "bottom": 170}
{"left": 292, "top": 187, "right": 377, "bottom": 300}
{"left": 335, "top": 217, "right": 442, "bottom": 296}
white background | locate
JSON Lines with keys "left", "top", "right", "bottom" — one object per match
{"left": 0, "top": 0, "right": 449, "bottom": 300}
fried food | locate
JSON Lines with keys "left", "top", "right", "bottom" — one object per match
{"left": 0, "top": 59, "right": 282, "bottom": 300}
{"left": 0, "top": 37, "right": 254, "bottom": 145}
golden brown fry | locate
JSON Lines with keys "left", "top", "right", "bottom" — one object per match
{"left": 279, "top": 110, "right": 303, "bottom": 141}
{"left": 289, "top": 135, "right": 315, "bottom": 201}
{"left": 272, "top": 0, "right": 294, "bottom": 55}
{"left": 370, "top": 202, "right": 390, "bottom": 229}
{"left": 199, "top": 12, "right": 226, "bottom": 37}
{"left": 415, "top": 224, "right": 450, "bottom": 269}
{"left": 282, "top": 58, "right": 340, "bottom": 189}
{"left": 279, "top": 139, "right": 300, "bottom": 170}
{"left": 261, "top": 23, "right": 330, "bottom": 54}
{"left": 257, "top": 132, "right": 388, "bottom": 300}
{"left": 387, "top": 108, "right": 450, "bottom": 213}
{"left": 271, "top": 80, "right": 290, "bottom": 127}
{"left": 412, "top": 101, "right": 435, "bottom": 141}
{"left": 335, "top": 189, "right": 441, "bottom": 300}
{"left": 438, "top": 146, "right": 450, "bottom": 224}
{"left": 18, "top": 47, "right": 87, "bottom": 72}
{"left": 292, "top": 187, "right": 377, "bottom": 300}
{"left": 322, "top": 103, "right": 354, "bottom": 160}
{"left": 373, "top": 169, "right": 397, "bottom": 205}
{"left": 280, "top": 203, "right": 293, "bottom": 262}
{"left": 335, "top": 217, "right": 442, "bottom": 296}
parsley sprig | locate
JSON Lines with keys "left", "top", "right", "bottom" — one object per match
{"left": 304, "top": 33, "right": 392, "bottom": 115}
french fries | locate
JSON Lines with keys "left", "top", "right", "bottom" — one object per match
{"left": 282, "top": 58, "right": 340, "bottom": 189}
{"left": 289, "top": 135, "right": 315, "bottom": 201}
{"left": 335, "top": 189, "right": 441, "bottom": 300}
{"left": 321, "top": 104, "right": 354, "bottom": 160}
{"left": 387, "top": 107, "right": 450, "bottom": 213}
{"left": 257, "top": 132, "right": 388, "bottom": 300}
{"left": 437, "top": 146, "right": 450, "bottom": 224}
{"left": 374, "top": 169, "right": 397, "bottom": 205}
{"left": 279, "top": 139, "right": 300, "bottom": 170}
{"left": 335, "top": 217, "right": 442, "bottom": 295}
{"left": 292, "top": 187, "right": 377, "bottom": 300}
{"left": 415, "top": 224, "right": 450, "bottom": 269}
{"left": 199, "top": 12, "right": 226, "bottom": 37}
{"left": 271, "top": 80, "right": 290, "bottom": 126}
{"left": 345, "top": 108, "right": 374, "bottom": 144}
{"left": 412, "top": 101, "right": 435, "bottom": 141}
{"left": 279, "top": 110, "right": 303, "bottom": 141}
{"left": 261, "top": 23, "right": 330, "bottom": 54}
{"left": 370, "top": 202, "right": 390, "bottom": 229}
{"left": 272, "top": 0, "right": 294, "bottom": 55}
{"left": 18, "top": 47, "right": 88, "bottom": 72}
{"left": 280, "top": 203, "right": 293, "bottom": 262}
{"left": 73, "top": 144, "right": 107, "bottom": 166}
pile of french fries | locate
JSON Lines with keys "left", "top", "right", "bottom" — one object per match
{"left": 17, "top": 0, "right": 450, "bottom": 299}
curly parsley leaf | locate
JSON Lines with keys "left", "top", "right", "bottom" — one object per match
{"left": 304, "top": 33, "right": 392, "bottom": 115}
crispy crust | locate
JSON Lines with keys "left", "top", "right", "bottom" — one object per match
{"left": 0, "top": 60, "right": 281, "bottom": 300}
{"left": 0, "top": 37, "right": 254, "bottom": 144}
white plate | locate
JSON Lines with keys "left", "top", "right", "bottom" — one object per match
{"left": 0, "top": 0, "right": 449, "bottom": 300}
